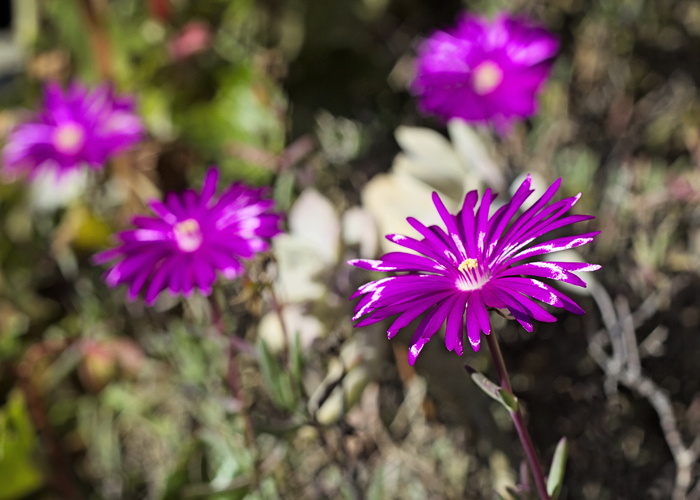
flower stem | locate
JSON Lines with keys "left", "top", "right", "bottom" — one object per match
{"left": 485, "top": 332, "right": 551, "bottom": 500}
{"left": 267, "top": 284, "right": 290, "bottom": 357}
{"left": 209, "top": 295, "right": 257, "bottom": 451}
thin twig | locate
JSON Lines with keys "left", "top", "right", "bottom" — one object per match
{"left": 76, "top": 0, "right": 113, "bottom": 80}
{"left": 587, "top": 282, "right": 697, "bottom": 499}
{"left": 616, "top": 297, "right": 640, "bottom": 378}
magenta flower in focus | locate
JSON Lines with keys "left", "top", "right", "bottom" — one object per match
{"left": 3, "top": 82, "right": 143, "bottom": 178}
{"left": 349, "top": 176, "right": 600, "bottom": 365}
{"left": 93, "top": 168, "right": 282, "bottom": 305}
{"left": 412, "top": 12, "right": 559, "bottom": 129}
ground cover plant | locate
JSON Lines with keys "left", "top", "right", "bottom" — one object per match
{"left": 1, "top": 0, "right": 700, "bottom": 499}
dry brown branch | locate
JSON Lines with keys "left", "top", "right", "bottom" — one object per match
{"left": 587, "top": 281, "right": 697, "bottom": 499}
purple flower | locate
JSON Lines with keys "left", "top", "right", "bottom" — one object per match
{"left": 412, "top": 12, "right": 559, "bottom": 130}
{"left": 3, "top": 81, "right": 143, "bottom": 178}
{"left": 349, "top": 176, "right": 600, "bottom": 365}
{"left": 93, "top": 168, "right": 282, "bottom": 305}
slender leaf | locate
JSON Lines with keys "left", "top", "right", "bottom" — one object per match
{"left": 465, "top": 365, "right": 519, "bottom": 412}
{"left": 546, "top": 437, "right": 568, "bottom": 499}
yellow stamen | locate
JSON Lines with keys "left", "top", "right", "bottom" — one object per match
{"left": 458, "top": 258, "right": 478, "bottom": 272}
{"left": 53, "top": 123, "right": 85, "bottom": 154}
{"left": 173, "top": 218, "right": 203, "bottom": 252}
{"left": 176, "top": 218, "right": 199, "bottom": 234}
{"left": 472, "top": 61, "right": 503, "bottom": 95}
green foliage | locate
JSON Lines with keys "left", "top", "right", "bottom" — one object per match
{"left": 547, "top": 438, "right": 569, "bottom": 500}
{"left": 177, "top": 64, "right": 285, "bottom": 183}
{"left": 257, "top": 332, "right": 304, "bottom": 412}
{"left": 0, "top": 391, "right": 44, "bottom": 500}
{"left": 1, "top": 0, "right": 700, "bottom": 498}
{"left": 467, "top": 366, "right": 519, "bottom": 413}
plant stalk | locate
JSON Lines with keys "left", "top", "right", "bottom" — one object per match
{"left": 486, "top": 331, "right": 551, "bottom": 500}
{"left": 209, "top": 295, "right": 257, "bottom": 451}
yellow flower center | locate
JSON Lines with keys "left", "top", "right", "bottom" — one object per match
{"left": 53, "top": 123, "right": 85, "bottom": 155}
{"left": 458, "top": 258, "right": 479, "bottom": 272}
{"left": 472, "top": 61, "right": 503, "bottom": 95}
{"left": 173, "top": 218, "right": 203, "bottom": 252}
{"left": 456, "top": 258, "right": 485, "bottom": 291}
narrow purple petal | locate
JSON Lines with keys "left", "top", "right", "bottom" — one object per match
{"left": 471, "top": 291, "right": 492, "bottom": 335}
{"left": 444, "top": 294, "right": 468, "bottom": 354}
{"left": 165, "top": 192, "right": 187, "bottom": 218}
{"left": 132, "top": 216, "right": 172, "bottom": 231}
{"left": 200, "top": 168, "right": 219, "bottom": 206}
{"left": 144, "top": 258, "right": 181, "bottom": 305}
{"left": 201, "top": 248, "right": 245, "bottom": 280}
{"left": 509, "top": 232, "right": 601, "bottom": 263}
{"left": 117, "top": 229, "right": 171, "bottom": 243}
{"left": 92, "top": 247, "right": 123, "bottom": 265}
{"left": 384, "top": 233, "right": 456, "bottom": 267}
{"left": 489, "top": 179, "right": 562, "bottom": 253}
{"left": 166, "top": 255, "right": 187, "bottom": 295}
{"left": 498, "top": 212, "right": 593, "bottom": 263}
{"left": 349, "top": 252, "right": 446, "bottom": 273}
{"left": 490, "top": 285, "right": 558, "bottom": 325}
{"left": 465, "top": 291, "right": 491, "bottom": 350}
{"left": 352, "top": 275, "right": 453, "bottom": 320}
{"left": 181, "top": 189, "right": 200, "bottom": 214}
{"left": 386, "top": 295, "right": 445, "bottom": 338}
{"left": 147, "top": 200, "right": 177, "bottom": 224}
{"left": 458, "top": 190, "right": 480, "bottom": 257}
{"left": 475, "top": 189, "right": 495, "bottom": 254}
{"left": 494, "top": 276, "right": 584, "bottom": 313}
{"left": 494, "top": 194, "right": 583, "bottom": 264}
{"left": 432, "top": 192, "right": 468, "bottom": 261}
{"left": 516, "top": 214, "right": 596, "bottom": 246}
{"left": 497, "top": 261, "right": 589, "bottom": 287}
{"left": 363, "top": 291, "right": 455, "bottom": 323}
{"left": 408, "top": 297, "right": 456, "bottom": 365}
{"left": 486, "top": 176, "right": 533, "bottom": 249}
{"left": 104, "top": 249, "right": 163, "bottom": 286}
{"left": 193, "top": 260, "right": 216, "bottom": 294}
{"left": 125, "top": 266, "right": 151, "bottom": 301}
{"left": 406, "top": 217, "right": 460, "bottom": 264}
{"left": 481, "top": 287, "right": 508, "bottom": 310}
{"left": 488, "top": 287, "right": 535, "bottom": 331}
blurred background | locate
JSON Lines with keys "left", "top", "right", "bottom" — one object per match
{"left": 0, "top": 0, "right": 700, "bottom": 499}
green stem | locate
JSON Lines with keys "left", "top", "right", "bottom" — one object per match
{"left": 485, "top": 332, "right": 551, "bottom": 500}
{"left": 267, "top": 284, "right": 290, "bottom": 359}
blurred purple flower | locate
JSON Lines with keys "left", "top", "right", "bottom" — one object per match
{"left": 412, "top": 12, "right": 559, "bottom": 130}
{"left": 349, "top": 176, "right": 600, "bottom": 365}
{"left": 94, "top": 168, "right": 282, "bottom": 305}
{"left": 3, "top": 81, "right": 143, "bottom": 179}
